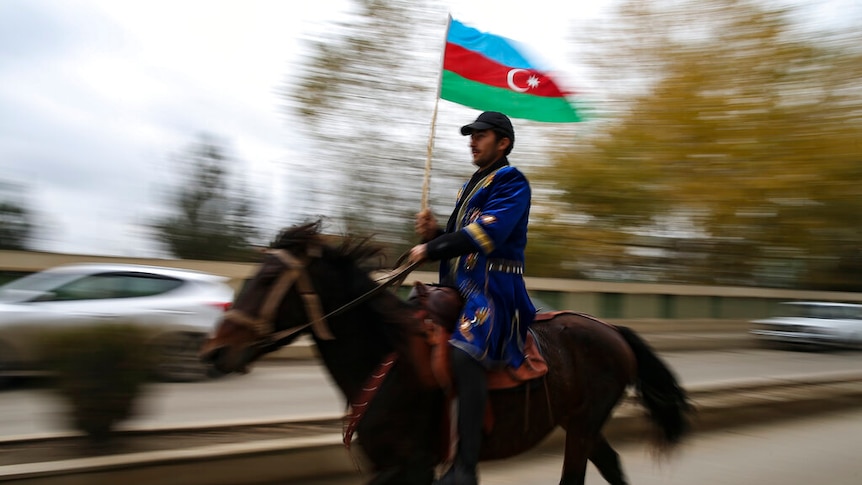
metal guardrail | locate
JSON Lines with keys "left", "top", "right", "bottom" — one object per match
{"left": 2, "top": 251, "right": 795, "bottom": 322}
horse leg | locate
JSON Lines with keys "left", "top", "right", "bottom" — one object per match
{"left": 561, "top": 400, "right": 622, "bottom": 485}
{"left": 559, "top": 424, "right": 593, "bottom": 485}
{"left": 589, "top": 433, "right": 628, "bottom": 485}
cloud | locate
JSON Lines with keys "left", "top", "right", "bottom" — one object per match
{"left": 3, "top": 0, "right": 853, "bottom": 261}
{"left": 0, "top": 1, "right": 126, "bottom": 63}
{"left": 0, "top": 0, "right": 332, "bottom": 256}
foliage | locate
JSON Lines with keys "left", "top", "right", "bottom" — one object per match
{"left": 151, "top": 135, "right": 263, "bottom": 261}
{"left": 0, "top": 180, "right": 37, "bottom": 250}
{"left": 538, "top": 0, "right": 862, "bottom": 290}
{"left": 285, "top": 0, "right": 466, "bottom": 256}
{"left": 0, "top": 201, "right": 33, "bottom": 250}
{"left": 39, "top": 323, "right": 154, "bottom": 444}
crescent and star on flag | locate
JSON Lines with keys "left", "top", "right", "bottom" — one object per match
{"left": 506, "top": 68, "right": 540, "bottom": 93}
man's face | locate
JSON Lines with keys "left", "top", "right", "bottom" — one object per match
{"left": 469, "top": 129, "right": 509, "bottom": 169}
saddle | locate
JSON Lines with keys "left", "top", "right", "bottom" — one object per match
{"left": 343, "top": 282, "right": 549, "bottom": 453}
{"left": 406, "top": 282, "right": 549, "bottom": 391}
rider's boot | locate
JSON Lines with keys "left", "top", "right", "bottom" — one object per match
{"left": 435, "top": 346, "right": 486, "bottom": 485}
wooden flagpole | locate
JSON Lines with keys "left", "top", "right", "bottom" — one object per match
{"left": 421, "top": 14, "right": 453, "bottom": 211}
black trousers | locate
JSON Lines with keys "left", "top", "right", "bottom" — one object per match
{"left": 449, "top": 346, "right": 487, "bottom": 473}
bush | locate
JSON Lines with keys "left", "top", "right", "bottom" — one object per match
{"left": 40, "top": 322, "right": 154, "bottom": 444}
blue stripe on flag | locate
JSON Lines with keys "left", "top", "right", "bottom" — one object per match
{"left": 447, "top": 18, "right": 538, "bottom": 70}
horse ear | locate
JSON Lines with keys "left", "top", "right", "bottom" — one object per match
{"left": 407, "top": 281, "right": 429, "bottom": 305}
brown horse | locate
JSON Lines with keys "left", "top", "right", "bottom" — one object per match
{"left": 201, "top": 222, "right": 693, "bottom": 485}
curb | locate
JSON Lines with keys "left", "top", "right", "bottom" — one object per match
{"left": 604, "top": 371, "right": 862, "bottom": 444}
{"left": 3, "top": 371, "right": 862, "bottom": 484}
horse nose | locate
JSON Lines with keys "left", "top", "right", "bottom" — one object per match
{"left": 200, "top": 345, "right": 251, "bottom": 375}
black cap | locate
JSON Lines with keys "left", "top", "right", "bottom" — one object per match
{"left": 460, "top": 111, "right": 515, "bottom": 143}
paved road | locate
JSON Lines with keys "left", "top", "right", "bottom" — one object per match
{"left": 2, "top": 348, "right": 861, "bottom": 437}
{"left": 291, "top": 406, "right": 862, "bottom": 485}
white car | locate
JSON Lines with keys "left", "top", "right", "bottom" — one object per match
{"left": 750, "top": 301, "right": 862, "bottom": 349}
{"left": 0, "top": 263, "right": 235, "bottom": 385}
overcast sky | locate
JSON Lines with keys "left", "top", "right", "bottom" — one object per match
{"left": 0, "top": 0, "right": 618, "bottom": 258}
{"left": 0, "top": 0, "right": 853, "bottom": 259}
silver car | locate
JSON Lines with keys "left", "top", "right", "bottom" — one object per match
{"left": 750, "top": 301, "right": 862, "bottom": 349}
{"left": 0, "top": 263, "right": 234, "bottom": 385}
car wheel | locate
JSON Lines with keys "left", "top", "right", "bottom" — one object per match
{"left": 153, "top": 333, "right": 214, "bottom": 382}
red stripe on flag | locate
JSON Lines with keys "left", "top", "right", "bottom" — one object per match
{"left": 444, "top": 43, "right": 568, "bottom": 98}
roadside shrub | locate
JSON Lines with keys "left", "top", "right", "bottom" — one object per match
{"left": 40, "top": 322, "right": 154, "bottom": 444}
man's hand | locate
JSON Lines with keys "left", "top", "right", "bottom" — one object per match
{"left": 408, "top": 244, "right": 428, "bottom": 264}
{"left": 415, "top": 209, "right": 439, "bottom": 242}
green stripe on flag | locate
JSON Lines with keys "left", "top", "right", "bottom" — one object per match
{"left": 441, "top": 71, "right": 582, "bottom": 123}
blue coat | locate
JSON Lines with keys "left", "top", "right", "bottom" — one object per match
{"left": 437, "top": 164, "right": 535, "bottom": 369}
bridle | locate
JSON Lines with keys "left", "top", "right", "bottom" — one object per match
{"left": 221, "top": 245, "right": 423, "bottom": 453}
{"left": 223, "top": 247, "right": 333, "bottom": 343}
{"left": 222, "top": 247, "right": 421, "bottom": 352}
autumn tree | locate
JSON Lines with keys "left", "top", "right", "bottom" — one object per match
{"left": 538, "top": 0, "right": 862, "bottom": 290}
{"left": 151, "top": 136, "right": 262, "bottom": 261}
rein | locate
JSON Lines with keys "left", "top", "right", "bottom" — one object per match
{"left": 225, "top": 248, "right": 422, "bottom": 350}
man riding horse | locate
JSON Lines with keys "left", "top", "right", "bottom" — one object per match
{"left": 201, "top": 112, "right": 692, "bottom": 485}
{"left": 410, "top": 111, "right": 535, "bottom": 485}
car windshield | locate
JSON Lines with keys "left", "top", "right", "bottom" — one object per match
{"left": 0, "top": 271, "right": 85, "bottom": 302}
{"left": 780, "top": 303, "right": 862, "bottom": 320}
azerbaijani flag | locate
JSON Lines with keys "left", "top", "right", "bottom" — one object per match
{"left": 441, "top": 17, "right": 582, "bottom": 123}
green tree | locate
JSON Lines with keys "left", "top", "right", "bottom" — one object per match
{"left": 539, "top": 0, "right": 862, "bottom": 290}
{"left": 0, "top": 201, "right": 33, "bottom": 250}
{"left": 0, "top": 181, "right": 37, "bottom": 251}
{"left": 151, "top": 136, "right": 262, "bottom": 261}
{"left": 40, "top": 323, "right": 153, "bottom": 445}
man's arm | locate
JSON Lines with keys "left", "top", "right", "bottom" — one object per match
{"left": 411, "top": 209, "right": 478, "bottom": 262}
{"left": 425, "top": 231, "right": 479, "bottom": 260}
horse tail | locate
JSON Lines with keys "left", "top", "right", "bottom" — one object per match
{"left": 616, "top": 325, "right": 693, "bottom": 448}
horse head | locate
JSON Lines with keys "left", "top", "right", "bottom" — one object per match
{"left": 200, "top": 221, "right": 404, "bottom": 376}
{"left": 199, "top": 222, "right": 323, "bottom": 373}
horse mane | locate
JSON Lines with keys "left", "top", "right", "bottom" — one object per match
{"left": 269, "top": 220, "right": 387, "bottom": 271}
{"left": 270, "top": 221, "right": 419, "bottom": 363}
